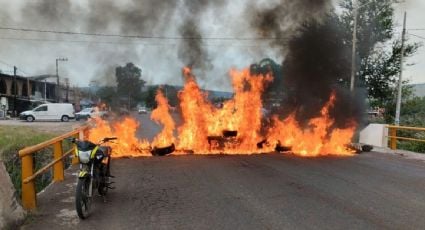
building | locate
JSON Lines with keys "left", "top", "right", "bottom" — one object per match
{"left": 0, "top": 73, "right": 81, "bottom": 116}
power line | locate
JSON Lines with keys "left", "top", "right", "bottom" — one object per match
{"left": 0, "top": 36, "right": 279, "bottom": 47}
{"left": 408, "top": 28, "right": 425, "bottom": 31}
{"left": 408, "top": 33, "right": 425, "bottom": 40}
{"left": 0, "top": 58, "right": 29, "bottom": 75}
{"left": 0, "top": 26, "right": 286, "bottom": 41}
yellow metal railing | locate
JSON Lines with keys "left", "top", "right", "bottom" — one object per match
{"left": 387, "top": 125, "right": 425, "bottom": 150}
{"left": 18, "top": 126, "right": 89, "bottom": 210}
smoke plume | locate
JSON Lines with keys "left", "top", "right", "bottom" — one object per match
{"left": 249, "top": 0, "right": 363, "bottom": 128}
{"left": 178, "top": 0, "right": 226, "bottom": 73}
{"left": 1, "top": 0, "right": 364, "bottom": 128}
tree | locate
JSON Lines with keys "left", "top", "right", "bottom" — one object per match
{"left": 391, "top": 96, "right": 425, "bottom": 153}
{"left": 115, "top": 63, "right": 146, "bottom": 108}
{"left": 144, "top": 86, "right": 159, "bottom": 109}
{"left": 97, "top": 86, "right": 117, "bottom": 107}
{"left": 338, "top": 0, "right": 420, "bottom": 112}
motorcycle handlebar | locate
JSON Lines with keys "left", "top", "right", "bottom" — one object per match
{"left": 103, "top": 137, "right": 118, "bottom": 142}
{"left": 66, "top": 137, "right": 117, "bottom": 143}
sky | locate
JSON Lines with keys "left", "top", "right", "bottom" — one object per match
{"left": 0, "top": 0, "right": 423, "bottom": 91}
{"left": 394, "top": 0, "right": 425, "bottom": 85}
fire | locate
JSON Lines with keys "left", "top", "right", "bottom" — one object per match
{"left": 86, "top": 67, "right": 357, "bottom": 158}
{"left": 266, "top": 92, "right": 356, "bottom": 156}
{"left": 176, "top": 67, "right": 273, "bottom": 154}
{"left": 151, "top": 89, "right": 176, "bottom": 148}
{"left": 88, "top": 117, "right": 151, "bottom": 157}
{"left": 176, "top": 67, "right": 212, "bottom": 152}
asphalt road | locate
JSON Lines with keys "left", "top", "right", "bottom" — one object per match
{"left": 21, "top": 114, "right": 425, "bottom": 229}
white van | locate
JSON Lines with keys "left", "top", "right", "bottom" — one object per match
{"left": 19, "top": 103, "right": 75, "bottom": 122}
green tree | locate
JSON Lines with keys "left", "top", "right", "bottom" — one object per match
{"left": 393, "top": 96, "right": 425, "bottom": 153}
{"left": 163, "top": 85, "right": 179, "bottom": 107}
{"left": 338, "top": 0, "right": 420, "bottom": 111}
{"left": 145, "top": 86, "right": 159, "bottom": 109}
{"left": 97, "top": 86, "right": 117, "bottom": 107}
{"left": 116, "top": 63, "right": 146, "bottom": 108}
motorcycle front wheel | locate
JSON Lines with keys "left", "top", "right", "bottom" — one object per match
{"left": 75, "top": 178, "right": 91, "bottom": 219}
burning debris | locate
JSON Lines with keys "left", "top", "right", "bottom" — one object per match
{"left": 80, "top": 0, "right": 363, "bottom": 158}
{"left": 151, "top": 144, "right": 176, "bottom": 156}
{"left": 150, "top": 89, "right": 176, "bottom": 149}
{"left": 87, "top": 65, "right": 359, "bottom": 158}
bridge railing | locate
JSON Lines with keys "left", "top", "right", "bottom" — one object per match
{"left": 387, "top": 125, "right": 425, "bottom": 150}
{"left": 18, "top": 126, "right": 89, "bottom": 210}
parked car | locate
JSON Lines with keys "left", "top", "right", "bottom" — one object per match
{"left": 19, "top": 103, "right": 75, "bottom": 122}
{"left": 75, "top": 107, "right": 108, "bottom": 121}
{"left": 138, "top": 106, "right": 147, "bottom": 114}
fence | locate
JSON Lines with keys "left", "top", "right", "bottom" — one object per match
{"left": 18, "top": 126, "right": 89, "bottom": 210}
{"left": 387, "top": 125, "right": 425, "bottom": 150}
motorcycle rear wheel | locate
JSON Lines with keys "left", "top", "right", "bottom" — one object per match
{"left": 76, "top": 178, "right": 91, "bottom": 219}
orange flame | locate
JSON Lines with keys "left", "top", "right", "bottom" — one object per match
{"left": 86, "top": 66, "right": 357, "bottom": 158}
{"left": 176, "top": 67, "right": 212, "bottom": 152}
{"left": 88, "top": 117, "right": 151, "bottom": 157}
{"left": 151, "top": 89, "right": 176, "bottom": 148}
{"left": 266, "top": 92, "right": 356, "bottom": 156}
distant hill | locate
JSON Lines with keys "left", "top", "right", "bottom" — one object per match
{"left": 147, "top": 84, "right": 233, "bottom": 99}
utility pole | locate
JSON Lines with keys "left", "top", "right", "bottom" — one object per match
{"left": 44, "top": 79, "right": 47, "bottom": 102}
{"left": 13, "top": 66, "right": 17, "bottom": 117}
{"left": 350, "top": 0, "right": 358, "bottom": 92}
{"left": 65, "top": 78, "right": 69, "bottom": 102}
{"left": 395, "top": 12, "right": 407, "bottom": 126}
{"left": 56, "top": 58, "right": 68, "bottom": 103}
{"left": 56, "top": 59, "right": 59, "bottom": 102}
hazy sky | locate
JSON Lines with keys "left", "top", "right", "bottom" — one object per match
{"left": 0, "top": 0, "right": 423, "bottom": 91}
{"left": 394, "top": 0, "right": 425, "bottom": 85}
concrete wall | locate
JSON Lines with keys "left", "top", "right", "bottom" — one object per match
{"left": 359, "top": 123, "right": 388, "bottom": 148}
{"left": 0, "top": 161, "right": 25, "bottom": 229}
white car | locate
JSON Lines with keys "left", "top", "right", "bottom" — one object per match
{"left": 138, "top": 107, "right": 147, "bottom": 114}
{"left": 75, "top": 107, "right": 108, "bottom": 120}
{"left": 20, "top": 103, "right": 75, "bottom": 122}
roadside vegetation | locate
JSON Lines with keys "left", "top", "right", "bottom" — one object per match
{"left": 393, "top": 96, "right": 425, "bottom": 153}
{"left": 0, "top": 126, "right": 72, "bottom": 197}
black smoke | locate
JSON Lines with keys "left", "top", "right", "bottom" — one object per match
{"left": 178, "top": 0, "right": 225, "bottom": 71}
{"left": 282, "top": 16, "right": 364, "bottom": 128}
{"left": 177, "top": 18, "right": 209, "bottom": 69}
{"left": 249, "top": 0, "right": 364, "bottom": 129}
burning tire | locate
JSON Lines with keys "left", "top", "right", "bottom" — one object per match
{"left": 151, "top": 144, "right": 175, "bottom": 156}
{"left": 222, "top": 130, "right": 237, "bottom": 137}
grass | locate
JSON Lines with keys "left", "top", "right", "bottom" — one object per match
{"left": 0, "top": 126, "right": 72, "bottom": 198}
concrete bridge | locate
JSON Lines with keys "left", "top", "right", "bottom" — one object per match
{"left": 11, "top": 115, "right": 425, "bottom": 229}
{"left": 19, "top": 151, "right": 425, "bottom": 230}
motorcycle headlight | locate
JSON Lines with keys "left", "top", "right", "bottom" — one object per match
{"left": 77, "top": 150, "right": 91, "bottom": 163}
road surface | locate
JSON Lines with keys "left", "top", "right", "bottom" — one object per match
{"left": 20, "top": 113, "right": 425, "bottom": 229}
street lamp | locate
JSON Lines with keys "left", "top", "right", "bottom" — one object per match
{"left": 56, "top": 57, "right": 68, "bottom": 102}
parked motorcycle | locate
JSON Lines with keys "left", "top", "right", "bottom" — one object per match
{"left": 70, "top": 137, "right": 116, "bottom": 219}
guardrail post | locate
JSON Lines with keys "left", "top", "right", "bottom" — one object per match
{"left": 53, "top": 141, "right": 64, "bottom": 182}
{"left": 21, "top": 154, "right": 36, "bottom": 210}
{"left": 390, "top": 127, "right": 397, "bottom": 150}
{"left": 71, "top": 133, "right": 79, "bottom": 165}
